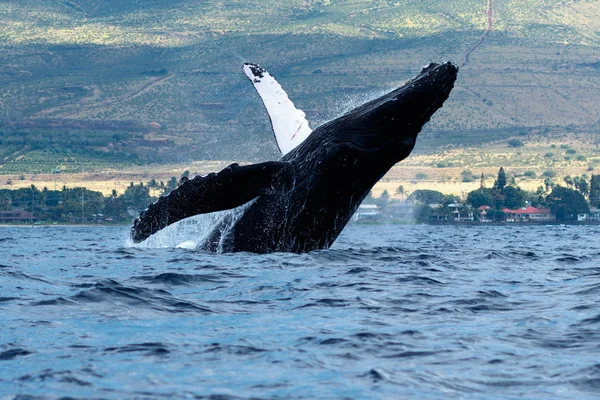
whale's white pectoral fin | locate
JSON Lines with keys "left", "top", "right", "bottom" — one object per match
{"left": 243, "top": 63, "right": 312, "bottom": 155}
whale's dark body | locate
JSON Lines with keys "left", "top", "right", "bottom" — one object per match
{"left": 131, "top": 62, "right": 458, "bottom": 253}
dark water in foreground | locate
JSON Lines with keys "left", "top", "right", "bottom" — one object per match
{"left": 1, "top": 225, "right": 600, "bottom": 399}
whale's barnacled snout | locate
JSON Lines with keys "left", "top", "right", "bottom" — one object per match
{"left": 373, "top": 61, "right": 458, "bottom": 137}
{"left": 394, "top": 61, "right": 458, "bottom": 122}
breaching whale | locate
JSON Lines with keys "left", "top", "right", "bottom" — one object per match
{"left": 131, "top": 62, "right": 458, "bottom": 253}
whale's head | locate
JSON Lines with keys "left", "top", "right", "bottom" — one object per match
{"left": 326, "top": 62, "right": 458, "bottom": 164}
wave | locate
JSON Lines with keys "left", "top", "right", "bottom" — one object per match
{"left": 0, "top": 348, "right": 33, "bottom": 360}
{"left": 131, "top": 272, "right": 226, "bottom": 285}
{"left": 32, "top": 279, "right": 214, "bottom": 314}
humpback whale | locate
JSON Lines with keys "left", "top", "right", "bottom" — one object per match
{"left": 131, "top": 62, "right": 458, "bottom": 253}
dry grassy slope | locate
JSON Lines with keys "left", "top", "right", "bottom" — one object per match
{"left": 4, "top": 133, "right": 598, "bottom": 199}
{"left": 0, "top": 0, "right": 599, "bottom": 169}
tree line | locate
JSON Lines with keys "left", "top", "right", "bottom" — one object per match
{"left": 4, "top": 167, "right": 598, "bottom": 224}
{"left": 367, "top": 168, "right": 600, "bottom": 222}
{"left": 0, "top": 176, "right": 182, "bottom": 224}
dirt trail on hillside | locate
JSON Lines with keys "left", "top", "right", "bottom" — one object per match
{"left": 63, "top": 73, "right": 175, "bottom": 118}
{"left": 463, "top": 0, "right": 493, "bottom": 67}
{"left": 38, "top": 74, "right": 174, "bottom": 119}
{"left": 63, "top": 0, "right": 88, "bottom": 21}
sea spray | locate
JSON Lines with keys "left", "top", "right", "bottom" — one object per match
{"left": 126, "top": 199, "right": 257, "bottom": 250}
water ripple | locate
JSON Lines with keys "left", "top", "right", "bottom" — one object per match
{"left": 1, "top": 224, "right": 599, "bottom": 399}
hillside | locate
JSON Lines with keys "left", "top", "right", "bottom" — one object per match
{"left": 1, "top": 0, "right": 599, "bottom": 173}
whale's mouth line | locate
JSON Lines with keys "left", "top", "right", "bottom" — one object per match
{"left": 421, "top": 75, "right": 456, "bottom": 118}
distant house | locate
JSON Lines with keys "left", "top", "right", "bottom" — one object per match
{"left": 428, "top": 203, "right": 474, "bottom": 222}
{"left": 90, "top": 214, "right": 106, "bottom": 223}
{"left": 353, "top": 204, "right": 383, "bottom": 221}
{"left": 578, "top": 208, "right": 600, "bottom": 222}
{"left": 503, "top": 206, "right": 554, "bottom": 222}
{"left": 448, "top": 203, "right": 474, "bottom": 222}
{"left": 386, "top": 202, "right": 415, "bottom": 220}
{"left": 0, "top": 210, "right": 38, "bottom": 223}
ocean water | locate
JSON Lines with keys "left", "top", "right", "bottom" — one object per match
{"left": 1, "top": 224, "right": 599, "bottom": 399}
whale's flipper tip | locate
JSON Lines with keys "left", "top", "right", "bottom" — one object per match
{"left": 243, "top": 63, "right": 266, "bottom": 79}
{"left": 242, "top": 62, "right": 312, "bottom": 155}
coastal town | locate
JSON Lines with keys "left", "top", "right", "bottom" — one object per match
{"left": 1, "top": 167, "right": 600, "bottom": 226}
{"left": 354, "top": 168, "right": 600, "bottom": 224}
{"left": 354, "top": 202, "right": 600, "bottom": 224}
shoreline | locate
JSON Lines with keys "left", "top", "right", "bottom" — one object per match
{"left": 352, "top": 220, "right": 600, "bottom": 226}
{"left": 2, "top": 221, "right": 599, "bottom": 228}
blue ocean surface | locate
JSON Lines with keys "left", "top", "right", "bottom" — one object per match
{"left": 1, "top": 224, "right": 599, "bottom": 399}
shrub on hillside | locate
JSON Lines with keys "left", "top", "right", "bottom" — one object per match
{"left": 507, "top": 139, "right": 524, "bottom": 148}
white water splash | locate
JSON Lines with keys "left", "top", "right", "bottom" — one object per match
{"left": 125, "top": 199, "right": 257, "bottom": 250}
{"left": 126, "top": 211, "right": 228, "bottom": 249}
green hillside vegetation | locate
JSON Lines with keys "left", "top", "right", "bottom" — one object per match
{"left": 1, "top": 0, "right": 599, "bottom": 172}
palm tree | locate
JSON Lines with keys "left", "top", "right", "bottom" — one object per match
{"left": 574, "top": 176, "right": 589, "bottom": 197}
{"left": 544, "top": 178, "right": 554, "bottom": 193}
{"left": 147, "top": 178, "right": 157, "bottom": 197}
{"left": 396, "top": 185, "right": 405, "bottom": 201}
{"left": 0, "top": 192, "right": 11, "bottom": 211}
{"left": 563, "top": 175, "right": 574, "bottom": 188}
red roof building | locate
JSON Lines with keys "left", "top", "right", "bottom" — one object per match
{"left": 502, "top": 206, "right": 554, "bottom": 222}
